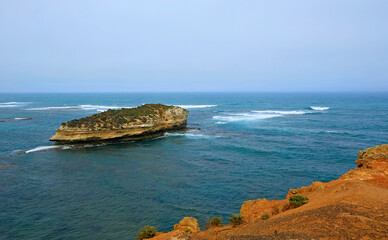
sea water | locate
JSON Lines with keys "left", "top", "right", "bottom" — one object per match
{"left": 0, "top": 93, "right": 387, "bottom": 239}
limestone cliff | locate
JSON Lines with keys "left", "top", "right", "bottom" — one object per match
{"left": 150, "top": 144, "right": 388, "bottom": 240}
{"left": 50, "top": 104, "right": 188, "bottom": 144}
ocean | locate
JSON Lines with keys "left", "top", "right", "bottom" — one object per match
{"left": 0, "top": 93, "right": 387, "bottom": 239}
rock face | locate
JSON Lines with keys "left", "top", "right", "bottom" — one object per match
{"left": 173, "top": 217, "right": 200, "bottom": 233}
{"left": 50, "top": 104, "right": 188, "bottom": 144}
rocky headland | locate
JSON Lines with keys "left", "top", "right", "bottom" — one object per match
{"left": 149, "top": 144, "right": 388, "bottom": 240}
{"left": 50, "top": 104, "right": 188, "bottom": 144}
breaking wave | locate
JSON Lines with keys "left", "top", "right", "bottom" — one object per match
{"left": 310, "top": 106, "right": 329, "bottom": 111}
{"left": 0, "top": 102, "right": 31, "bottom": 108}
{"left": 213, "top": 110, "right": 307, "bottom": 123}
{"left": 23, "top": 143, "right": 107, "bottom": 155}
{"left": 176, "top": 105, "right": 217, "bottom": 109}
{"left": 25, "top": 145, "right": 64, "bottom": 154}
{"left": 14, "top": 118, "right": 32, "bottom": 120}
{"left": 165, "top": 130, "right": 219, "bottom": 138}
{"left": 28, "top": 105, "right": 131, "bottom": 111}
{"left": 251, "top": 110, "right": 306, "bottom": 115}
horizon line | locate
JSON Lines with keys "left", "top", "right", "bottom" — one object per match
{"left": 0, "top": 91, "right": 388, "bottom": 94}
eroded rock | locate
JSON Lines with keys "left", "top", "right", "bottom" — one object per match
{"left": 173, "top": 217, "right": 200, "bottom": 233}
{"left": 50, "top": 104, "right": 189, "bottom": 144}
{"left": 355, "top": 144, "right": 388, "bottom": 168}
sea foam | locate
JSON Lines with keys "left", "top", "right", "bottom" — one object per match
{"left": 0, "top": 102, "right": 31, "bottom": 108}
{"left": 25, "top": 145, "right": 63, "bottom": 153}
{"left": 28, "top": 104, "right": 130, "bottom": 111}
{"left": 310, "top": 106, "right": 330, "bottom": 111}
{"left": 251, "top": 110, "right": 306, "bottom": 115}
{"left": 213, "top": 110, "right": 306, "bottom": 123}
{"left": 24, "top": 143, "right": 105, "bottom": 154}
{"left": 165, "top": 130, "right": 219, "bottom": 138}
{"left": 176, "top": 105, "right": 217, "bottom": 109}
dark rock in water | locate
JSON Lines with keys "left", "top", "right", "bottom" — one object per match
{"left": 50, "top": 104, "right": 189, "bottom": 144}
{"left": 0, "top": 164, "right": 15, "bottom": 169}
{"left": 0, "top": 118, "right": 33, "bottom": 122}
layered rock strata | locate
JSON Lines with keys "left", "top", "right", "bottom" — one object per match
{"left": 50, "top": 104, "right": 188, "bottom": 144}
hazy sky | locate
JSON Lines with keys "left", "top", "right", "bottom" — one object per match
{"left": 0, "top": 1, "right": 387, "bottom": 92}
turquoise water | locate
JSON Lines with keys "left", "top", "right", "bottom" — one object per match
{"left": 0, "top": 93, "right": 387, "bottom": 239}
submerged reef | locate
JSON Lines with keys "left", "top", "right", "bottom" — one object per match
{"left": 50, "top": 104, "right": 188, "bottom": 144}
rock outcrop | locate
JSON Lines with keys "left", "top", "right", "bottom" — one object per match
{"left": 50, "top": 104, "right": 188, "bottom": 144}
{"left": 173, "top": 217, "right": 200, "bottom": 233}
{"left": 150, "top": 144, "right": 388, "bottom": 240}
{"left": 0, "top": 118, "right": 32, "bottom": 122}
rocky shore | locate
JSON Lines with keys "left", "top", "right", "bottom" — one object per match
{"left": 149, "top": 144, "right": 388, "bottom": 240}
{"left": 50, "top": 104, "right": 189, "bottom": 144}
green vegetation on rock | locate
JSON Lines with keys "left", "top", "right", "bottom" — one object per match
{"left": 137, "top": 225, "right": 157, "bottom": 240}
{"left": 205, "top": 217, "right": 222, "bottom": 229}
{"left": 261, "top": 214, "right": 269, "bottom": 220}
{"left": 64, "top": 104, "right": 174, "bottom": 130}
{"left": 229, "top": 213, "right": 244, "bottom": 227}
{"left": 289, "top": 195, "right": 309, "bottom": 208}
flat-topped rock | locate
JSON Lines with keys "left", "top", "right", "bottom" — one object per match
{"left": 50, "top": 104, "right": 188, "bottom": 144}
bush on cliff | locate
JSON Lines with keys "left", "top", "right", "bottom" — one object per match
{"left": 137, "top": 225, "right": 157, "bottom": 240}
{"left": 289, "top": 195, "right": 309, "bottom": 208}
{"left": 205, "top": 217, "right": 223, "bottom": 229}
{"left": 229, "top": 213, "right": 244, "bottom": 227}
{"left": 261, "top": 214, "right": 269, "bottom": 220}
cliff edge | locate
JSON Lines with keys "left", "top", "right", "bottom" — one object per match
{"left": 50, "top": 104, "right": 188, "bottom": 144}
{"left": 151, "top": 144, "right": 388, "bottom": 240}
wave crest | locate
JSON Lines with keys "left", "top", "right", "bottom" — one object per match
{"left": 165, "top": 130, "right": 218, "bottom": 138}
{"left": 213, "top": 110, "right": 307, "bottom": 123}
{"left": 251, "top": 110, "right": 306, "bottom": 115}
{"left": 25, "top": 145, "right": 63, "bottom": 153}
{"left": 28, "top": 105, "right": 130, "bottom": 111}
{"left": 176, "top": 105, "right": 217, "bottom": 109}
{"left": 310, "top": 106, "right": 329, "bottom": 111}
{"left": 0, "top": 102, "right": 31, "bottom": 108}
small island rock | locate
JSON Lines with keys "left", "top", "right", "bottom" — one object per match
{"left": 50, "top": 104, "right": 188, "bottom": 144}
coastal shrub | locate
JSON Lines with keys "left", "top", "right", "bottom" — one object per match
{"left": 136, "top": 225, "right": 157, "bottom": 240}
{"left": 261, "top": 214, "right": 269, "bottom": 220}
{"left": 204, "top": 217, "right": 222, "bottom": 229}
{"left": 229, "top": 213, "right": 244, "bottom": 227}
{"left": 185, "top": 229, "right": 192, "bottom": 233}
{"left": 65, "top": 104, "right": 173, "bottom": 130}
{"left": 209, "top": 217, "right": 222, "bottom": 227}
{"left": 289, "top": 195, "right": 309, "bottom": 208}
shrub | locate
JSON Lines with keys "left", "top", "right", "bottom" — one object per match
{"left": 289, "top": 195, "right": 309, "bottom": 208}
{"left": 229, "top": 213, "right": 244, "bottom": 227}
{"left": 208, "top": 217, "right": 222, "bottom": 227}
{"left": 137, "top": 225, "right": 157, "bottom": 240}
{"left": 261, "top": 214, "right": 269, "bottom": 220}
{"left": 185, "top": 229, "right": 192, "bottom": 233}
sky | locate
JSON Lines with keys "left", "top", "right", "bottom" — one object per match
{"left": 0, "top": 0, "right": 387, "bottom": 93}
